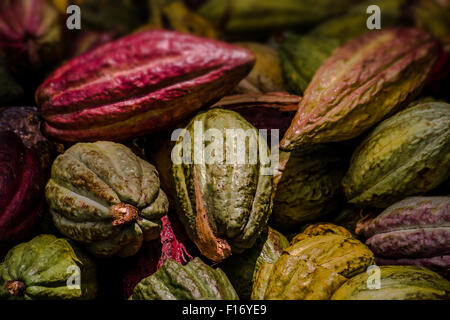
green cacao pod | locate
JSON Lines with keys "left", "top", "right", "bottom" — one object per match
{"left": 271, "top": 146, "right": 346, "bottom": 231}
{"left": 279, "top": 33, "right": 339, "bottom": 95}
{"left": 220, "top": 227, "right": 289, "bottom": 299}
{"left": 235, "top": 42, "right": 284, "bottom": 93}
{"left": 331, "top": 265, "right": 450, "bottom": 300}
{"left": 172, "top": 108, "right": 273, "bottom": 262}
{"left": 342, "top": 102, "right": 450, "bottom": 208}
{"left": 311, "top": 0, "right": 408, "bottom": 43}
{"left": 0, "top": 234, "right": 97, "bottom": 300}
{"left": 280, "top": 28, "right": 439, "bottom": 151}
{"left": 251, "top": 231, "right": 375, "bottom": 300}
{"left": 196, "top": 0, "right": 358, "bottom": 35}
{"left": 46, "top": 141, "right": 169, "bottom": 257}
{"left": 130, "top": 257, "right": 238, "bottom": 300}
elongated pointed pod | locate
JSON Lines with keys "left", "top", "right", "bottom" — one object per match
{"left": 280, "top": 28, "right": 439, "bottom": 151}
{"left": 172, "top": 109, "right": 273, "bottom": 262}
{"left": 35, "top": 30, "right": 254, "bottom": 143}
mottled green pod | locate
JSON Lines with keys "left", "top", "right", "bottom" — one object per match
{"left": 0, "top": 234, "right": 97, "bottom": 300}
{"left": 332, "top": 265, "right": 450, "bottom": 300}
{"left": 251, "top": 232, "right": 375, "bottom": 300}
{"left": 172, "top": 108, "right": 273, "bottom": 262}
{"left": 46, "top": 141, "right": 169, "bottom": 257}
{"left": 271, "top": 146, "right": 346, "bottom": 231}
{"left": 220, "top": 227, "right": 289, "bottom": 299}
{"left": 342, "top": 103, "right": 450, "bottom": 208}
{"left": 279, "top": 33, "right": 339, "bottom": 95}
{"left": 131, "top": 257, "right": 238, "bottom": 300}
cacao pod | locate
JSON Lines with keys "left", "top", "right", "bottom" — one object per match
{"left": 220, "top": 227, "right": 289, "bottom": 300}
{"left": 130, "top": 257, "right": 239, "bottom": 300}
{"left": 0, "top": 131, "right": 44, "bottom": 254}
{"left": 172, "top": 108, "right": 273, "bottom": 262}
{"left": 234, "top": 42, "right": 285, "bottom": 93}
{"left": 342, "top": 102, "right": 450, "bottom": 208}
{"left": 311, "top": 0, "right": 408, "bottom": 43}
{"left": 331, "top": 265, "right": 450, "bottom": 300}
{"left": 271, "top": 145, "right": 346, "bottom": 231}
{"left": 280, "top": 28, "right": 439, "bottom": 151}
{"left": 122, "top": 212, "right": 197, "bottom": 298}
{"left": 290, "top": 223, "right": 353, "bottom": 245}
{"left": 357, "top": 196, "right": 450, "bottom": 278}
{"left": 35, "top": 30, "right": 254, "bottom": 143}
{"left": 196, "top": 0, "right": 358, "bottom": 35}
{"left": 0, "top": 106, "right": 62, "bottom": 173}
{"left": 0, "top": 234, "right": 98, "bottom": 300}
{"left": 279, "top": 33, "right": 339, "bottom": 95}
{"left": 46, "top": 141, "right": 169, "bottom": 257}
{"left": 0, "top": 0, "right": 64, "bottom": 74}
{"left": 251, "top": 230, "right": 375, "bottom": 300}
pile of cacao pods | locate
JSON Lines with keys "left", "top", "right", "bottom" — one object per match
{"left": 0, "top": 0, "right": 449, "bottom": 300}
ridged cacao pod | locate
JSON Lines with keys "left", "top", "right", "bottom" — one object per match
{"left": 220, "top": 227, "right": 289, "bottom": 300}
{"left": 46, "top": 141, "right": 169, "bottom": 257}
{"left": 331, "top": 265, "right": 450, "bottom": 300}
{"left": 311, "top": 0, "right": 407, "bottom": 43}
{"left": 271, "top": 145, "right": 346, "bottom": 231}
{"left": 251, "top": 229, "right": 375, "bottom": 300}
{"left": 279, "top": 33, "right": 339, "bottom": 95}
{"left": 357, "top": 196, "right": 450, "bottom": 278}
{"left": 122, "top": 212, "right": 198, "bottom": 299}
{"left": 0, "top": 0, "right": 64, "bottom": 74}
{"left": 196, "top": 0, "right": 358, "bottom": 35}
{"left": 0, "top": 106, "right": 62, "bottom": 173}
{"left": 0, "top": 234, "right": 98, "bottom": 300}
{"left": 172, "top": 108, "right": 273, "bottom": 262}
{"left": 234, "top": 43, "right": 284, "bottom": 93}
{"left": 0, "top": 131, "right": 44, "bottom": 254}
{"left": 35, "top": 30, "right": 254, "bottom": 143}
{"left": 280, "top": 28, "right": 439, "bottom": 151}
{"left": 290, "top": 223, "right": 353, "bottom": 245}
{"left": 342, "top": 102, "right": 450, "bottom": 208}
{"left": 130, "top": 257, "right": 239, "bottom": 300}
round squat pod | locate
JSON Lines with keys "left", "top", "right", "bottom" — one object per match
{"left": 0, "top": 234, "right": 98, "bottom": 300}
{"left": 46, "top": 141, "right": 169, "bottom": 257}
{"left": 130, "top": 257, "right": 239, "bottom": 300}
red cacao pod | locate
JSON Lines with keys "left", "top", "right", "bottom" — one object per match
{"left": 36, "top": 30, "right": 255, "bottom": 143}
{"left": 0, "top": 131, "right": 44, "bottom": 253}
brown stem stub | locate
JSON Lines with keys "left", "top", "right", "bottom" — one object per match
{"left": 110, "top": 203, "right": 139, "bottom": 226}
{"left": 5, "top": 280, "right": 26, "bottom": 296}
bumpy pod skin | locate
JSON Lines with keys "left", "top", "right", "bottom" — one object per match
{"left": 280, "top": 28, "right": 439, "bottom": 151}
{"left": 172, "top": 108, "right": 273, "bottom": 262}
{"left": 46, "top": 141, "right": 169, "bottom": 257}
{"left": 271, "top": 146, "right": 346, "bottom": 231}
{"left": 342, "top": 103, "right": 450, "bottom": 208}
{"left": 130, "top": 257, "right": 238, "bottom": 300}
{"left": 358, "top": 196, "right": 450, "bottom": 277}
{"left": 35, "top": 30, "right": 254, "bottom": 143}
{"left": 0, "top": 131, "right": 44, "bottom": 252}
{"left": 220, "top": 227, "right": 289, "bottom": 300}
{"left": 251, "top": 231, "right": 375, "bottom": 300}
{"left": 290, "top": 223, "right": 353, "bottom": 245}
{"left": 331, "top": 265, "right": 450, "bottom": 300}
{"left": 0, "top": 234, "right": 98, "bottom": 300}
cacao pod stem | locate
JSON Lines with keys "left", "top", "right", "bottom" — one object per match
{"left": 193, "top": 168, "right": 231, "bottom": 262}
{"left": 5, "top": 280, "right": 26, "bottom": 296}
{"left": 110, "top": 203, "right": 139, "bottom": 226}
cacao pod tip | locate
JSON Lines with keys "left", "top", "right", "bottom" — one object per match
{"left": 110, "top": 203, "right": 139, "bottom": 226}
